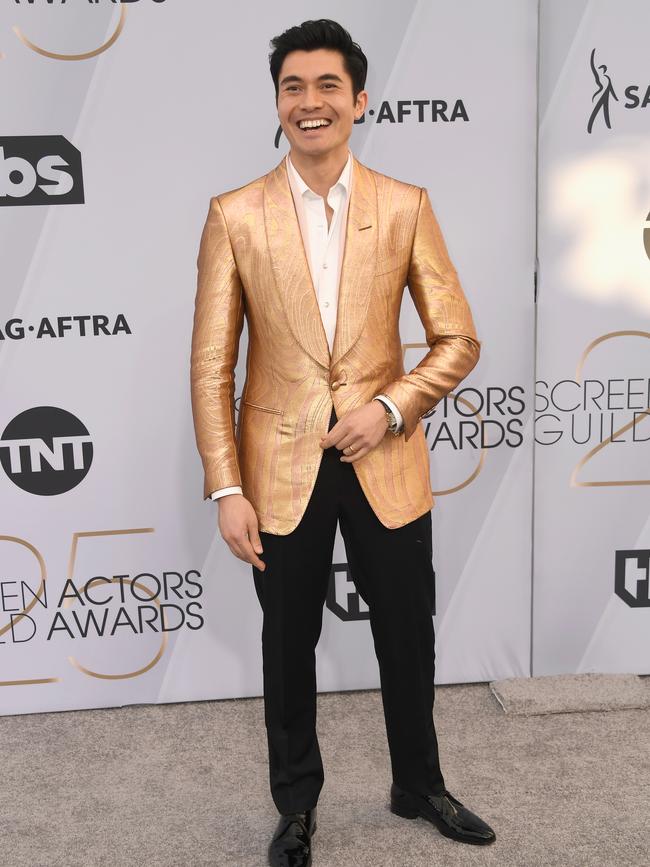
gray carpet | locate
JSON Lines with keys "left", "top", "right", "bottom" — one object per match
{"left": 1, "top": 683, "right": 649, "bottom": 866}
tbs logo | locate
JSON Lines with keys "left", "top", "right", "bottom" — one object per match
{"left": 0, "top": 136, "right": 84, "bottom": 206}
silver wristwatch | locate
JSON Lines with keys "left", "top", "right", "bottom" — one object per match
{"left": 377, "top": 400, "right": 401, "bottom": 436}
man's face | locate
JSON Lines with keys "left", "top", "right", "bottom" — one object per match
{"left": 276, "top": 48, "right": 367, "bottom": 159}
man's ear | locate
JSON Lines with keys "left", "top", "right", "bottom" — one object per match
{"left": 355, "top": 89, "right": 369, "bottom": 119}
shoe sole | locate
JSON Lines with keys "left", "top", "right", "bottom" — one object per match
{"left": 390, "top": 800, "right": 495, "bottom": 846}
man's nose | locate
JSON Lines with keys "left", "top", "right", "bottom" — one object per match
{"left": 300, "top": 86, "right": 324, "bottom": 109}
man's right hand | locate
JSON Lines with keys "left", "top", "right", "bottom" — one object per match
{"left": 217, "top": 494, "right": 266, "bottom": 571}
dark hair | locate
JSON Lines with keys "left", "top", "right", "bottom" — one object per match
{"left": 269, "top": 19, "right": 368, "bottom": 100}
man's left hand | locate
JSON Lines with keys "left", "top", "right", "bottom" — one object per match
{"left": 319, "top": 400, "right": 390, "bottom": 461}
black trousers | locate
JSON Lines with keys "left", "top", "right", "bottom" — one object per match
{"left": 252, "top": 406, "right": 446, "bottom": 814}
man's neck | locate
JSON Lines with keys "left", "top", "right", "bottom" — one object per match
{"left": 288, "top": 145, "right": 351, "bottom": 198}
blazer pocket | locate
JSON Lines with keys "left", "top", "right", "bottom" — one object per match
{"left": 243, "top": 400, "right": 283, "bottom": 415}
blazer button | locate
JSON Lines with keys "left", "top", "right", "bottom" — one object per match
{"left": 331, "top": 380, "right": 340, "bottom": 391}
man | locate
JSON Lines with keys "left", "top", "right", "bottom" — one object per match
{"left": 190, "top": 19, "right": 495, "bottom": 866}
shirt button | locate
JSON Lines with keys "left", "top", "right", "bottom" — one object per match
{"left": 323, "top": 301, "right": 330, "bottom": 307}
{"left": 323, "top": 263, "right": 328, "bottom": 269}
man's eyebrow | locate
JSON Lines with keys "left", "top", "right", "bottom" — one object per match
{"left": 279, "top": 73, "right": 344, "bottom": 86}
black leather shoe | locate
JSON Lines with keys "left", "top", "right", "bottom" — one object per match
{"left": 268, "top": 807, "right": 317, "bottom": 866}
{"left": 390, "top": 783, "right": 496, "bottom": 845}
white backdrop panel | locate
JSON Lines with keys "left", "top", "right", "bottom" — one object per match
{"left": 534, "top": 0, "right": 650, "bottom": 674}
{"left": 0, "top": 0, "right": 536, "bottom": 716}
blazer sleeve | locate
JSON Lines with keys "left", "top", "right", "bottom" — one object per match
{"left": 379, "top": 187, "right": 481, "bottom": 442}
{"left": 190, "top": 196, "right": 245, "bottom": 499}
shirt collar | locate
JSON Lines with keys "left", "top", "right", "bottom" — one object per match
{"left": 286, "top": 150, "right": 353, "bottom": 199}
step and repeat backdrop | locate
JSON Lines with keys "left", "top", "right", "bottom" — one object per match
{"left": 1, "top": 0, "right": 644, "bottom": 718}
{"left": 535, "top": 0, "right": 650, "bottom": 674}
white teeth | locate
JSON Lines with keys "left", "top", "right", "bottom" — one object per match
{"left": 299, "top": 119, "right": 331, "bottom": 129}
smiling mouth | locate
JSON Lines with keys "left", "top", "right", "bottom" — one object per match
{"left": 297, "top": 118, "right": 332, "bottom": 131}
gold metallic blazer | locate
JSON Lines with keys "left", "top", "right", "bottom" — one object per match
{"left": 190, "top": 155, "right": 481, "bottom": 535}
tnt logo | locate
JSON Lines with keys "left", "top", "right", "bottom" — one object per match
{"left": 615, "top": 550, "right": 650, "bottom": 608}
{"left": 0, "top": 136, "right": 84, "bottom": 206}
{"left": 326, "top": 563, "right": 369, "bottom": 621}
{"left": 0, "top": 406, "right": 93, "bottom": 495}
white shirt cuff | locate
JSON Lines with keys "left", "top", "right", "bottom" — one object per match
{"left": 373, "top": 395, "right": 404, "bottom": 431}
{"left": 210, "top": 486, "right": 243, "bottom": 500}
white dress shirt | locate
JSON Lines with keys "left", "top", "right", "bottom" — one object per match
{"left": 210, "top": 151, "right": 402, "bottom": 501}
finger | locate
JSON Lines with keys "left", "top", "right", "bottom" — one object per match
{"left": 242, "top": 534, "right": 266, "bottom": 571}
{"left": 319, "top": 425, "right": 333, "bottom": 444}
{"left": 320, "top": 421, "right": 344, "bottom": 448}
{"left": 239, "top": 517, "right": 265, "bottom": 569}
{"left": 248, "top": 524, "right": 264, "bottom": 556}
{"left": 320, "top": 430, "right": 337, "bottom": 448}
{"left": 227, "top": 541, "right": 245, "bottom": 562}
{"left": 229, "top": 537, "right": 265, "bottom": 571}
{"left": 342, "top": 436, "right": 365, "bottom": 453}
{"left": 336, "top": 434, "right": 361, "bottom": 452}
{"left": 340, "top": 443, "right": 362, "bottom": 458}
{"left": 340, "top": 445, "right": 369, "bottom": 462}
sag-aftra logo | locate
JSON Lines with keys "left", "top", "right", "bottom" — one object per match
{"left": 588, "top": 48, "right": 650, "bottom": 133}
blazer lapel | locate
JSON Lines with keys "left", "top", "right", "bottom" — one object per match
{"left": 263, "top": 158, "right": 331, "bottom": 370}
{"left": 331, "top": 157, "right": 378, "bottom": 367}
{"left": 262, "top": 154, "right": 378, "bottom": 371}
